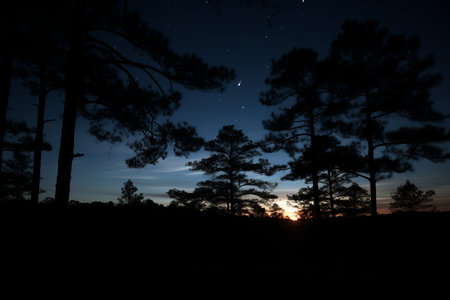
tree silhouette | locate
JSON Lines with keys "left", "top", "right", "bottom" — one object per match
{"left": 287, "top": 135, "right": 359, "bottom": 218}
{"left": 15, "top": 3, "right": 67, "bottom": 203}
{"left": 0, "top": 120, "right": 51, "bottom": 200}
{"left": 287, "top": 187, "right": 327, "bottom": 221}
{"left": 328, "top": 20, "right": 450, "bottom": 216}
{"left": 261, "top": 47, "right": 339, "bottom": 221}
{"left": 117, "top": 179, "right": 144, "bottom": 205}
{"left": 0, "top": 3, "right": 16, "bottom": 178}
{"left": 267, "top": 202, "right": 285, "bottom": 218}
{"left": 53, "top": 0, "right": 235, "bottom": 205}
{"left": 185, "top": 125, "right": 279, "bottom": 216}
{"left": 390, "top": 180, "right": 435, "bottom": 213}
{"left": 0, "top": 1, "right": 65, "bottom": 183}
{"left": 334, "top": 183, "right": 370, "bottom": 217}
{"left": 0, "top": 150, "right": 33, "bottom": 201}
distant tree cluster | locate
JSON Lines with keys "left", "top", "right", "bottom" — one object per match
{"left": 390, "top": 180, "right": 435, "bottom": 213}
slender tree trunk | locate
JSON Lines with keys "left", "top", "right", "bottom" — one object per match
{"left": 54, "top": 0, "right": 85, "bottom": 206}
{"left": 226, "top": 189, "right": 230, "bottom": 215}
{"left": 31, "top": 59, "right": 48, "bottom": 203}
{"left": 309, "top": 110, "right": 321, "bottom": 222}
{"left": 368, "top": 159, "right": 377, "bottom": 216}
{"left": 229, "top": 177, "right": 236, "bottom": 217}
{"left": 228, "top": 150, "right": 236, "bottom": 216}
{"left": 365, "top": 93, "right": 377, "bottom": 216}
{"left": 327, "top": 169, "right": 335, "bottom": 218}
{"left": 0, "top": 11, "right": 14, "bottom": 177}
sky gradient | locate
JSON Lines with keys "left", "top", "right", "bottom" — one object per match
{"left": 8, "top": 0, "right": 450, "bottom": 214}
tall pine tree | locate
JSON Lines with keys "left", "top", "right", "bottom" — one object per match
{"left": 53, "top": 0, "right": 234, "bottom": 205}
{"left": 185, "top": 125, "right": 278, "bottom": 216}
{"left": 328, "top": 20, "right": 450, "bottom": 215}
{"left": 261, "top": 48, "right": 337, "bottom": 221}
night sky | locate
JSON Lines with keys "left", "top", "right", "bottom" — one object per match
{"left": 8, "top": 0, "right": 450, "bottom": 214}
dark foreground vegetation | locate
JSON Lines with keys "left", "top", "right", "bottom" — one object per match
{"left": 1, "top": 201, "right": 449, "bottom": 291}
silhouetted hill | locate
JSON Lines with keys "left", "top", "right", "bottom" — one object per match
{"left": 1, "top": 201, "right": 449, "bottom": 291}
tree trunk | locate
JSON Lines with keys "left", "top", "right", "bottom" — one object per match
{"left": 368, "top": 165, "right": 377, "bottom": 216}
{"left": 31, "top": 59, "right": 47, "bottom": 204}
{"left": 229, "top": 177, "right": 236, "bottom": 217}
{"left": 365, "top": 93, "right": 377, "bottom": 216}
{"left": 309, "top": 110, "right": 321, "bottom": 222}
{"left": 0, "top": 10, "right": 14, "bottom": 177}
{"left": 54, "top": 0, "right": 85, "bottom": 206}
{"left": 327, "top": 169, "right": 335, "bottom": 218}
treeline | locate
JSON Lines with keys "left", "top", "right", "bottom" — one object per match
{"left": 1, "top": 1, "right": 449, "bottom": 223}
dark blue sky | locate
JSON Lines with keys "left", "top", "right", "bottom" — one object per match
{"left": 8, "top": 0, "right": 450, "bottom": 213}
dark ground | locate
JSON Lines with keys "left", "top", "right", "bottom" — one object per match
{"left": 1, "top": 202, "right": 449, "bottom": 294}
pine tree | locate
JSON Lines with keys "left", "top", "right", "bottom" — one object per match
{"left": 167, "top": 188, "right": 211, "bottom": 212}
{"left": 0, "top": 3, "right": 16, "bottom": 178}
{"left": 261, "top": 47, "right": 339, "bottom": 221}
{"left": 186, "top": 125, "right": 278, "bottom": 216}
{"left": 334, "top": 183, "right": 370, "bottom": 217}
{"left": 390, "top": 180, "right": 435, "bottom": 213}
{"left": 287, "top": 187, "right": 327, "bottom": 221}
{"left": 18, "top": 4, "right": 66, "bottom": 203}
{"left": 328, "top": 20, "right": 450, "bottom": 216}
{"left": 0, "top": 120, "right": 50, "bottom": 201}
{"left": 54, "top": 0, "right": 235, "bottom": 205}
{"left": 0, "top": 150, "right": 33, "bottom": 201}
{"left": 286, "top": 135, "right": 359, "bottom": 218}
{"left": 117, "top": 179, "right": 144, "bottom": 205}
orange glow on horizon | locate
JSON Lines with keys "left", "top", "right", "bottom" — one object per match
{"left": 285, "top": 212, "right": 299, "bottom": 221}
{"left": 276, "top": 199, "right": 299, "bottom": 221}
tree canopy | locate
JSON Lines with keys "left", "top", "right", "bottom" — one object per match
{"left": 390, "top": 180, "right": 435, "bottom": 213}
{"left": 170, "top": 125, "right": 279, "bottom": 216}
{"left": 328, "top": 19, "right": 450, "bottom": 215}
{"left": 117, "top": 179, "right": 144, "bottom": 205}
